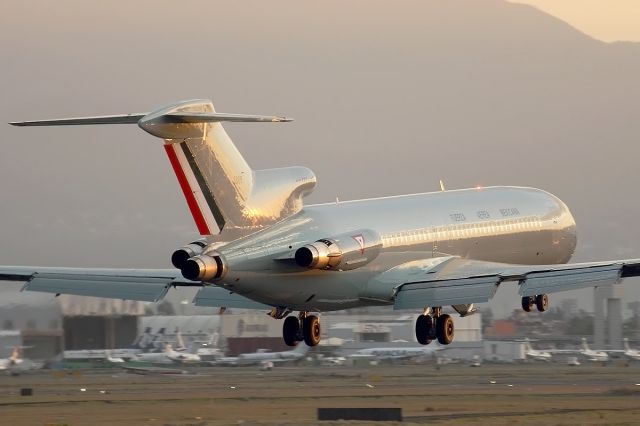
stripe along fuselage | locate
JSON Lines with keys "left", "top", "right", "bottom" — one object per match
{"left": 211, "top": 186, "right": 577, "bottom": 311}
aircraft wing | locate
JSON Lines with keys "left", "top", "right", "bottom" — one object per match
{"left": 0, "top": 266, "right": 270, "bottom": 309}
{"left": 382, "top": 257, "right": 640, "bottom": 310}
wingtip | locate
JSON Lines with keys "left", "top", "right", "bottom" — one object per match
{"left": 274, "top": 117, "right": 294, "bottom": 122}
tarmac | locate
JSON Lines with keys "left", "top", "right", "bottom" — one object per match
{"left": 1, "top": 362, "right": 639, "bottom": 425}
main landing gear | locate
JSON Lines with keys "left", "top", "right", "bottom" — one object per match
{"left": 521, "top": 294, "right": 549, "bottom": 312}
{"left": 281, "top": 311, "right": 321, "bottom": 347}
{"left": 415, "top": 307, "right": 455, "bottom": 345}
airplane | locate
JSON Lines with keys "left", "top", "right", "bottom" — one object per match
{"left": 63, "top": 348, "right": 138, "bottom": 362}
{"left": 352, "top": 346, "right": 441, "bottom": 360}
{"left": 522, "top": 338, "right": 552, "bottom": 362}
{"left": 622, "top": 338, "right": 640, "bottom": 361}
{"left": 578, "top": 338, "right": 609, "bottom": 362}
{"left": 131, "top": 343, "right": 201, "bottom": 364}
{"left": 566, "top": 337, "right": 640, "bottom": 362}
{"left": 2, "top": 99, "right": 640, "bottom": 350}
{"left": 0, "top": 347, "right": 41, "bottom": 374}
{"left": 62, "top": 328, "right": 175, "bottom": 362}
{"left": 0, "top": 347, "right": 24, "bottom": 371}
{"left": 319, "top": 355, "right": 347, "bottom": 366}
{"left": 212, "top": 343, "right": 309, "bottom": 366}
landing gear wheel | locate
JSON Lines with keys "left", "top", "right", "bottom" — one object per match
{"left": 535, "top": 294, "right": 549, "bottom": 312}
{"left": 283, "top": 316, "right": 300, "bottom": 347}
{"left": 415, "top": 314, "right": 433, "bottom": 345}
{"left": 521, "top": 296, "right": 534, "bottom": 312}
{"left": 436, "top": 314, "right": 455, "bottom": 345}
{"left": 303, "top": 315, "right": 321, "bottom": 347}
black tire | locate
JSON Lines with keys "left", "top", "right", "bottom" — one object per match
{"left": 521, "top": 296, "right": 534, "bottom": 312}
{"left": 415, "top": 314, "right": 433, "bottom": 345}
{"left": 535, "top": 294, "right": 549, "bottom": 312}
{"left": 436, "top": 314, "right": 455, "bottom": 345}
{"left": 303, "top": 315, "right": 321, "bottom": 347}
{"left": 283, "top": 316, "right": 300, "bottom": 347}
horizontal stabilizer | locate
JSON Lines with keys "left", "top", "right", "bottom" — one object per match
{"left": 10, "top": 112, "right": 292, "bottom": 127}
{"left": 161, "top": 112, "right": 292, "bottom": 123}
{"left": 10, "top": 114, "right": 147, "bottom": 126}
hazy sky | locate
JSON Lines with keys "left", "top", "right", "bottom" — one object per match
{"left": 513, "top": 1, "right": 640, "bottom": 42}
{"left": 1, "top": 0, "right": 639, "bottom": 318}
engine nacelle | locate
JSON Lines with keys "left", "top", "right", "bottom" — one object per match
{"left": 181, "top": 253, "right": 226, "bottom": 282}
{"left": 294, "top": 229, "right": 382, "bottom": 271}
{"left": 171, "top": 239, "right": 207, "bottom": 269}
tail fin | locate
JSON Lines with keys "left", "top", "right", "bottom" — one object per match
{"left": 624, "top": 337, "right": 631, "bottom": 352}
{"left": 9, "top": 347, "right": 20, "bottom": 362}
{"left": 581, "top": 338, "right": 590, "bottom": 351}
{"left": 176, "top": 330, "right": 187, "bottom": 351}
{"left": 11, "top": 99, "right": 315, "bottom": 236}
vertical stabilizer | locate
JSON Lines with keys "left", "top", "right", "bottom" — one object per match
{"left": 141, "top": 100, "right": 252, "bottom": 235}
{"left": 581, "top": 338, "right": 590, "bottom": 351}
{"left": 139, "top": 100, "right": 315, "bottom": 236}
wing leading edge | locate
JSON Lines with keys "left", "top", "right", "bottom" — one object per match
{"left": 0, "top": 266, "right": 269, "bottom": 309}
{"left": 390, "top": 257, "right": 640, "bottom": 310}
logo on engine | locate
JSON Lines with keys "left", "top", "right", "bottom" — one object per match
{"left": 352, "top": 234, "right": 365, "bottom": 254}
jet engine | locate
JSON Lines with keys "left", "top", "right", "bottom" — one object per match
{"left": 294, "top": 229, "right": 382, "bottom": 271}
{"left": 171, "top": 239, "right": 207, "bottom": 269}
{"left": 181, "top": 252, "right": 226, "bottom": 282}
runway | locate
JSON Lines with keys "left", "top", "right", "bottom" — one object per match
{"left": 1, "top": 363, "right": 639, "bottom": 425}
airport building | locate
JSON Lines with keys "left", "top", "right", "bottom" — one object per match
{"left": 0, "top": 283, "right": 142, "bottom": 359}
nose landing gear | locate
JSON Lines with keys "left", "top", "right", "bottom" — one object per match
{"left": 281, "top": 311, "right": 321, "bottom": 347}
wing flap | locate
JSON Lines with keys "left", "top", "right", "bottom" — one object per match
{"left": 394, "top": 276, "right": 500, "bottom": 310}
{"left": 519, "top": 265, "right": 622, "bottom": 297}
{"left": 386, "top": 257, "right": 640, "bottom": 310}
{"left": 193, "top": 286, "right": 272, "bottom": 310}
{"left": 24, "top": 273, "right": 172, "bottom": 302}
{"left": 0, "top": 266, "right": 195, "bottom": 302}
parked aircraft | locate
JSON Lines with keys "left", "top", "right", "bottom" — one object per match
{"left": 3, "top": 99, "right": 640, "bottom": 349}
{"left": 0, "top": 347, "right": 24, "bottom": 371}
{"left": 522, "top": 339, "right": 552, "bottom": 362}
{"left": 569, "top": 337, "right": 640, "bottom": 362}
{"left": 622, "top": 338, "right": 640, "bottom": 361}
{"left": 578, "top": 338, "right": 609, "bottom": 362}
{"left": 0, "top": 347, "right": 41, "bottom": 374}
{"left": 212, "top": 343, "right": 309, "bottom": 366}
{"left": 353, "top": 346, "right": 441, "bottom": 360}
{"left": 131, "top": 344, "right": 201, "bottom": 364}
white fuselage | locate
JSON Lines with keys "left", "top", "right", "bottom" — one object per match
{"left": 213, "top": 186, "right": 576, "bottom": 312}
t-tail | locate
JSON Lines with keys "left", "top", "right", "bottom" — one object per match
{"left": 9, "top": 347, "right": 21, "bottom": 363}
{"left": 581, "top": 337, "right": 590, "bottom": 352}
{"left": 11, "top": 99, "right": 317, "bottom": 237}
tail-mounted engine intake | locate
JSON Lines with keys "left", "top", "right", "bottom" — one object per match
{"left": 171, "top": 239, "right": 207, "bottom": 269}
{"left": 181, "top": 253, "right": 226, "bottom": 282}
{"left": 294, "top": 229, "right": 382, "bottom": 271}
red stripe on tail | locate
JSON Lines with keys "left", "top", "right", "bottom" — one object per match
{"left": 164, "top": 144, "right": 211, "bottom": 235}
